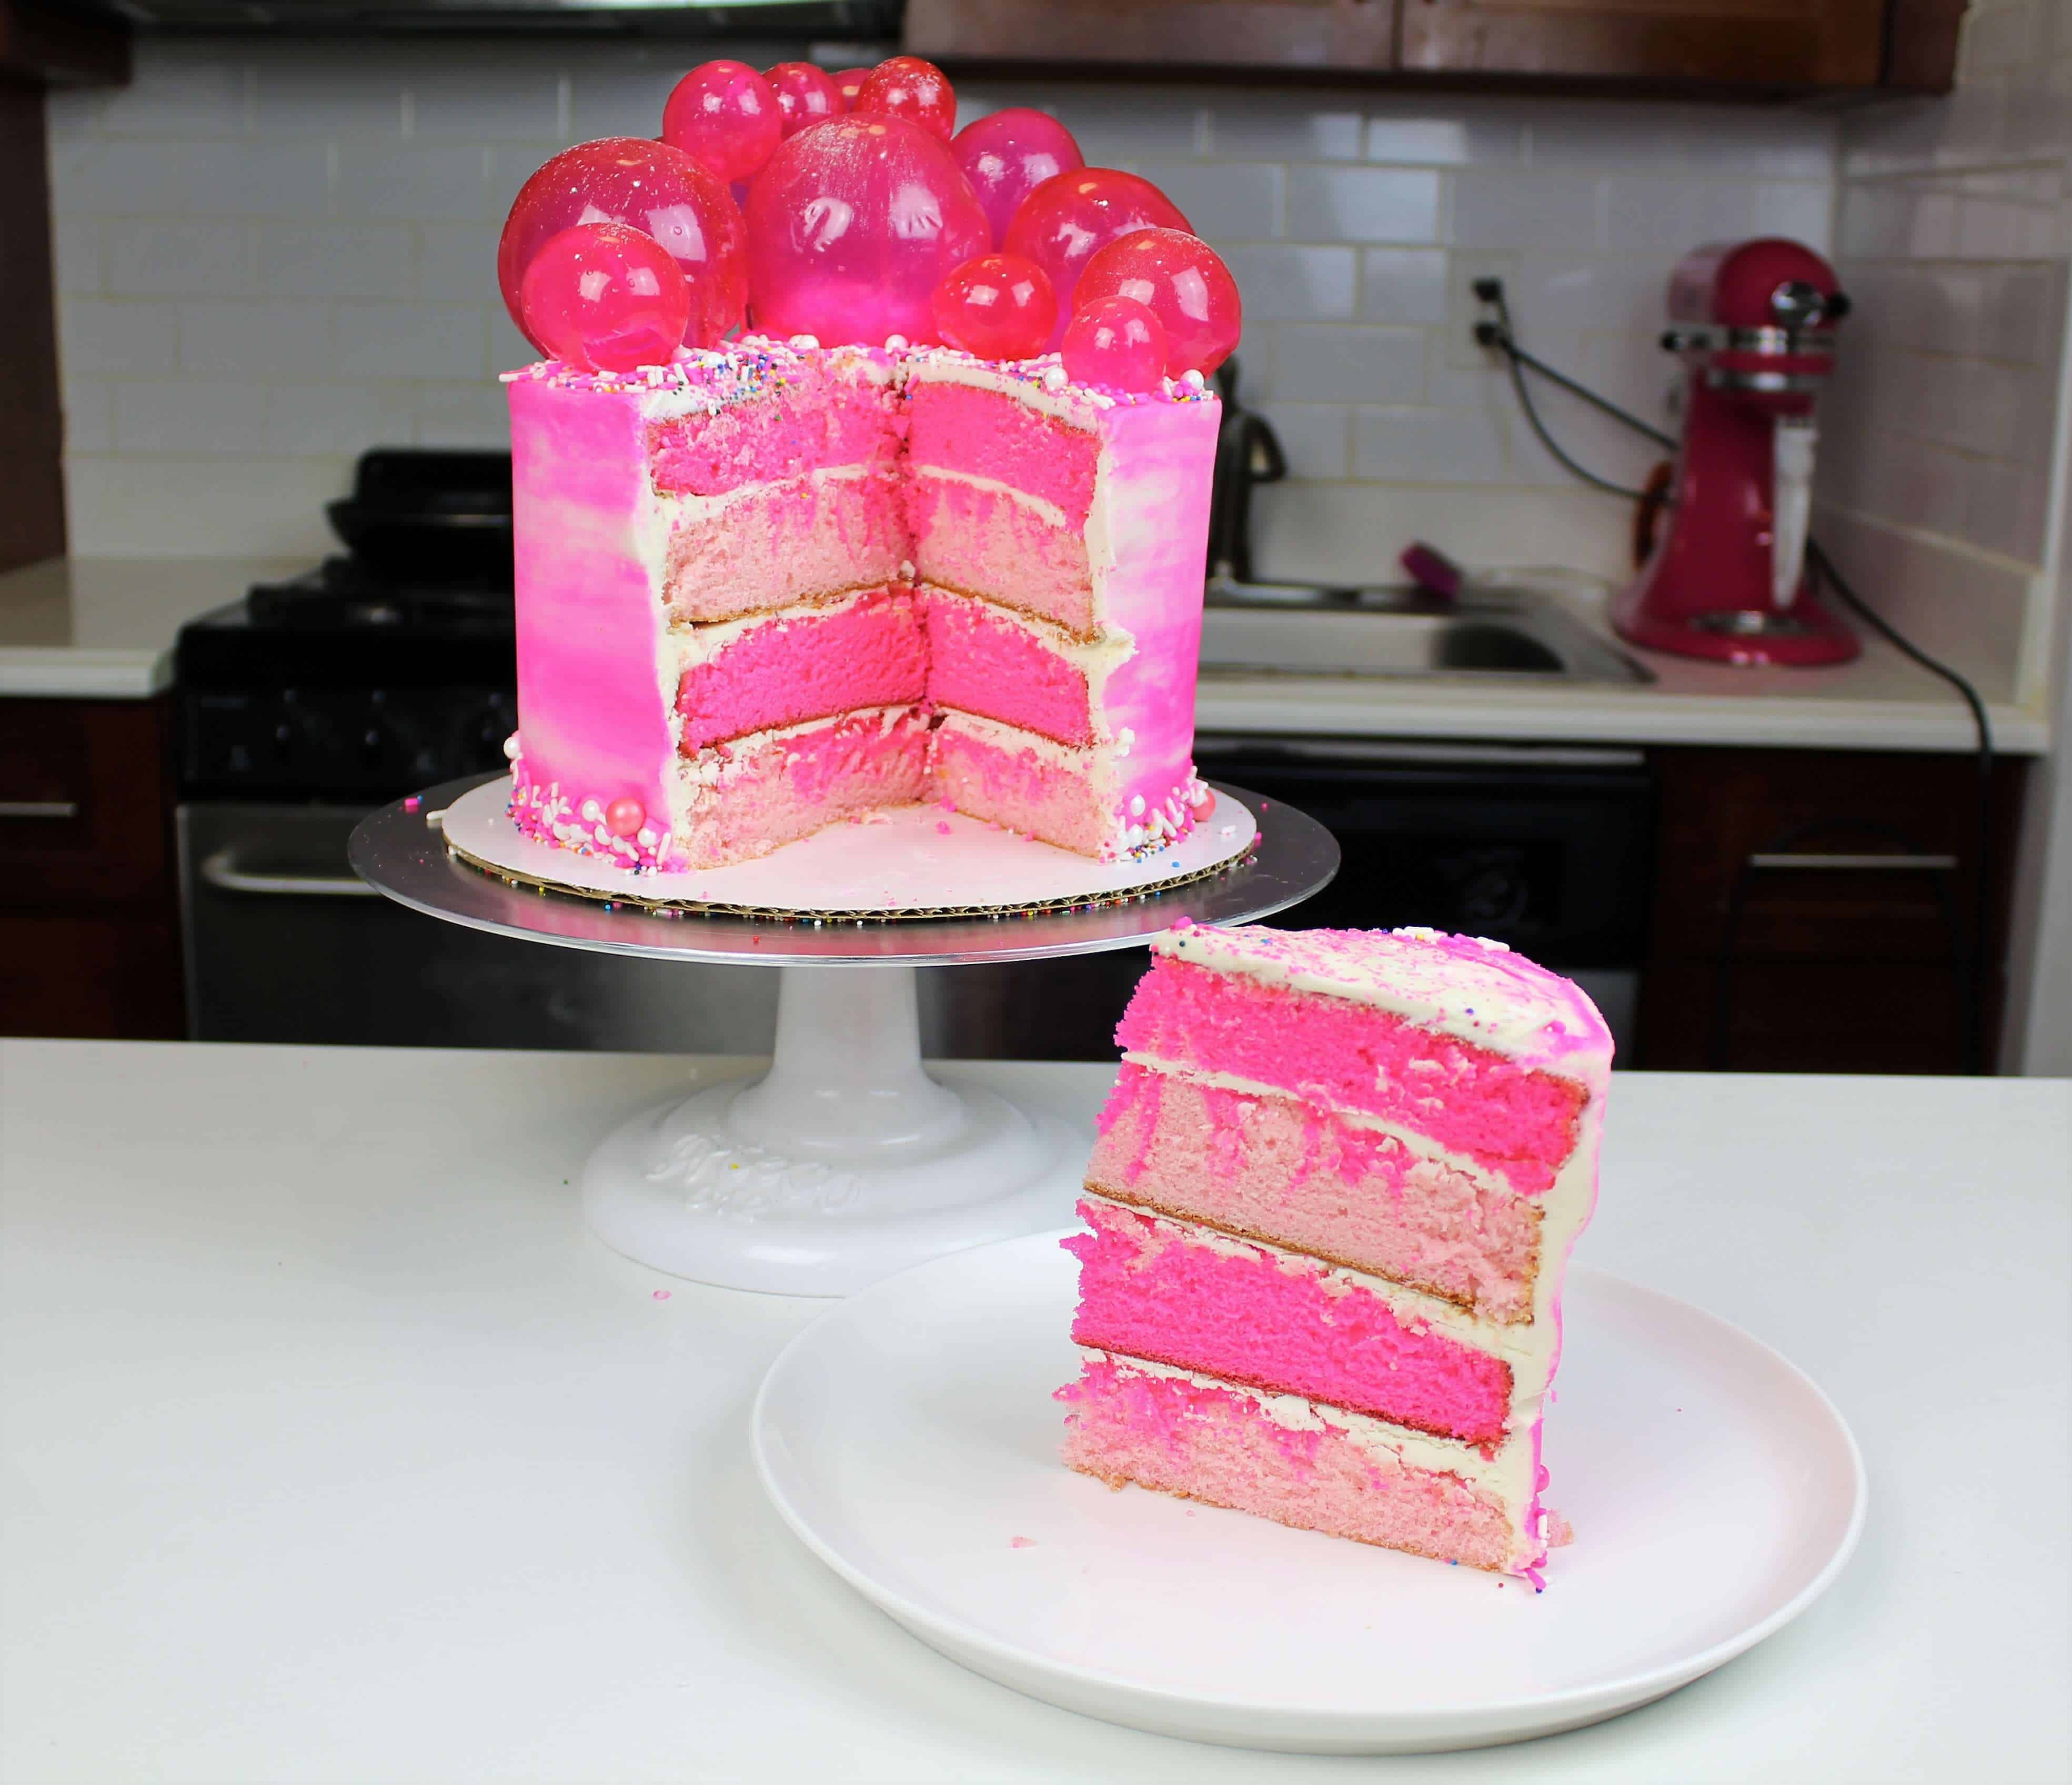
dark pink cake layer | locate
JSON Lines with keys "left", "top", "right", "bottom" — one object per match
{"left": 1059, "top": 1357, "right": 1518, "bottom": 1572}
{"left": 1066, "top": 1197, "right": 1513, "bottom": 1446}
{"left": 664, "top": 473, "right": 908, "bottom": 622}
{"left": 1088, "top": 1062, "right": 1542, "bottom": 1323}
{"left": 906, "top": 476, "right": 1094, "bottom": 636}
{"left": 922, "top": 589, "right": 1093, "bottom": 745}
{"left": 676, "top": 588, "right": 926, "bottom": 752}
{"left": 1115, "top": 958, "right": 1587, "bottom": 1196}
{"left": 645, "top": 368, "right": 897, "bottom": 497}
{"left": 904, "top": 380, "right": 1098, "bottom": 522}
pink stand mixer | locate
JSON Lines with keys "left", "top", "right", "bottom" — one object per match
{"left": 1613, "top": 237, "right": 1858, "bottom": 666}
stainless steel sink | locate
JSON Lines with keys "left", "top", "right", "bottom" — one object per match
{"left": 1199, "top": 579, "right": 1654, "bottom": 685}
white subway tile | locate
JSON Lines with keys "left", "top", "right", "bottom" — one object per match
{"left": 409, "top": 67, "right": 565, "bottom": 139}
{"left": 1984, "top": 264, "right": 2067, "bottom": 365}
{"left": 416, "top": 381, "right": 512, "bottom": 448}
{"left": 264, "top": 382, "right": 416, "bottom": 456}
{"left": 1754, "top": 183, "right": 1834, "bottom": 249}
{"left": 1354, "top": 405, "right": 1505, "bottom": 483}
{"left": 258, "top": 224, "right": 416, "bottom": 299}
{"left": 1267, "top": 325, "right": 1423, "bottom": 404}
{"left": 44, "top": 92, "right": 99, "bottom": 147}
{"left": 333, "top": 144, "right": 497, "bottom": 222}
{"left": 58, "top": 299, "right": 179, "bottom": 375}
{"left": 567, "top": 64, "right": 679, "bottom": 143}
{"left": 1837, "top": 185, "right": 1910, "bottom": 258}
{"left": 98, "top": 51, "right": 246, "bottom": 137}
{"left": 251, "top": 52, "right": 409, "bottom": 136}
{"left": 1136, "top": 163, "right": 1280, "bottom": 240}
{"left": 50, "top": 139, "right": 330, "bottom": 218}
{"left": 1525, "top": 105, "right": 1691, "bottom": 172}
{"left": 1505, "top": 386, "right": 1664, "bottom": 492}
{"left": 114, "top": 380, "right": 266, "bottom": 454}
{"left": 1510, "top": 257, "right": 1660, "bottom": 337}
{"left": 415, "top": 223, "right": 503, "bottom": 303}
{"left": 1365, "top": 104, "right": 1523, "bottom": 166}
{"left": 51, "top": 218, "right": 100, "bottom": 295}
{"left": 1047, "top": 92, "right": 1206, "bottom": 163}
{"left": 488, "top": 310, "right": 537, "bottom": 377}
{"left": 106, "top": 222, "right": 254, "bottom": 297}
{"left": 63, "top": 455, "right": 346, "bottom": 558}
{"left": 179, "top": 300, "right": 331, "bottom": 376}
{"left": 1601, "top": 178, "right": 1758, "bottom": 254}
{"left": 1450, "top": 172, "right": 1600, "bottom": 252}
{"left": 1285, "top": 167, "right": 1441, "bottom": 244}
{"left": 1964, "top": 456, "right": 2049, "bottom": 564}
{"left": 62, "top": 380, "right": 113, "bottom": 455}
{"left": 1359, "top": 248, "right": 1448, "bottom": 324}
{"left": 1673, "top": 111, "right": 1837, "bottom": 179}
{"left": 333, "top": 301, "right": 487, "bottom": 378}
{"left": 1250, "top": 404, "right": 1349, "bottom": 480}
{"left": 1205, "top": 99, "right": 1359, "bottom": 162}
{"left": 1220, "top": 245, "right": 1357, "bottom": 321}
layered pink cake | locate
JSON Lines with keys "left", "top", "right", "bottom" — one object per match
{"left": 1058, "top": 922, "right": 1612, "bottom": 1581}
{"left": 504, "top": 337, "right": 1219, "bottom": 870}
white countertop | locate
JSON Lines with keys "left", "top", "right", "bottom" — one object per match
{"left": 3, "top": 1041, "right": 2066, "bottom": 1782}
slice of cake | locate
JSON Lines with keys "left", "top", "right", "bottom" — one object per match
{"left": 504, "top": 339, "right": 1218, "bottom": 871}
{"left": 1058, "top": 921, "right": 1612, "bottom": 1581}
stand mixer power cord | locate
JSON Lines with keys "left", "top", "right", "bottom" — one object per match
{"left": 1473, "top": 278, "right": 1999, "bottom": 1074}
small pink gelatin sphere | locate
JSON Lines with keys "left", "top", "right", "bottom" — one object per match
{"left": 952, "top": 108, "right": 1084, "bottom": 247}
{"left": 851, "top": 55, "right": 957, "bottom": 142}
{"left": 519, "top": 222, "right": 691, "bottom": 373}
{"left": 930, "top": 253, "right": 1057, "bottom": 362}
{"left": 765, "top": 61, "right": 843, "bottom": 138}
{"left": 744, "top": 113, "right": 989, "bottom": 346}
{"left": 832, "top": 67, "right": 872, "bottom": 109}
{"left": 1060, "top": 295, "right": 1168, "bottom": 393}
{"left": 662, "top": 60, "right": 783, "bottom": 186}
{"left": 498, "top": 138, "right": 746, "bottom": 352}
{"left": 604, "top": 796, "right": 646, "bottom": 838}
{"left": 1002, "top": 168, "right": 1193, "bottom": 348}
{"left": 1074, "top": 226, "right": 1242, "bottom": 376}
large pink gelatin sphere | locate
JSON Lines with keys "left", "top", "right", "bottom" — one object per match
{"left": 1060, "top": 295, "right": 1167, "bottom": 393}
{"left": 765, "top": 61, "right": 843, "bottom": 138}
{"left": 743, "top": 113, "right": 989, "bottom": 346}
{"left": 1002, "top": 168, "right": 1193, "bottom": 348}
{"left": 518, "top": 222, "right": 691, "bottom": 373}
{"left": 832, "top": 67, "right": 872, "bottom": 108}
{"left": 498, "top": 138, "right": 746, "bottom": 351}
{"left": 851, "top": 55, "right": 957, "bottom": 142}
{"left": 1074, "top": 226, "right": 1242, "bottom": 376}
{"left": 661, "top": 60, "right": 783, "bottom": 186}
{"left": 952, "top": 108, "right": 1084, "bottom": 247}
{"left": 930, "top": 253, "right": 1057, "bottom": 362}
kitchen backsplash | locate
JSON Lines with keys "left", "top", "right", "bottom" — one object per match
{"left": 45, "top": 41, "right": 1840, "bottom": 585}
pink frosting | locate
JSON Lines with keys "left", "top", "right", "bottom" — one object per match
{"left": 1067, "top": 1197, "right": 1514, "bottom": 1446}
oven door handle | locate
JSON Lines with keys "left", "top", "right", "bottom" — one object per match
{"left": 199, "top": 849, "right": 379, "bottom": 899}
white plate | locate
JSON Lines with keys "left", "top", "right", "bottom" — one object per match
{"left": 438, "top": 777, "right": 1257, "bottom": 918}
{"left": 752, "top": 1234, "right": 1866, "bottom": 1754}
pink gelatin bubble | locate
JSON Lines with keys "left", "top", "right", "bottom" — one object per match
{"left": 498, "top": 138, "right": 746, "bottom": 352}
{"left": 832, "top": 67, "right": 872, "bottom": 109}
{"left": 661, "top": 59, "right": 783, "bottom": 187}
{"left": 1060, "top": 294, "right": 1167, "bottom": 393}
{"left": 518, "top": 223, "right": 690, "bottom": 373}
{"left": 604, "top": 795, "right": 647, "bottom": 838}
{"left": 952, "top": 107, "right": 1084, "bottom": 248}
{"left": 851, "top": 55, "right": 956, "bottom": 142}
{"left": 765, "top": 61, "right": 843, "bottom": 138}
{"left": 744, "top": 113, "right": 989, "bottom": 346}
{"left": 1002, "top": 168, "right": 1193, "bottom": 349}
{"left": 1074, "top": 226, "right": 1242, "bottom": 376}
{"left": 930, "top": 253, "right": 1057, "bottom": 362}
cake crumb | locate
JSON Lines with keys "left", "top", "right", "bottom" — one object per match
{"left": 937, "top": 821, "right": 953, "bottom": 835}
{"left": 652, "top": 1289, "right": 671, "bottom": 1300}
{"left": 1009, "top": 1535, "right": 1035, "bottom": 1549}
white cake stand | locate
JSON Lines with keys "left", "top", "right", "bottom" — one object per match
{"left": 348, "top": 775, "right": 1336, "bottom": 1296}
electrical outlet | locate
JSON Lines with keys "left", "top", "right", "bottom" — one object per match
{"left": 1447, "top": 252, "right": 1519, "bottom": 372}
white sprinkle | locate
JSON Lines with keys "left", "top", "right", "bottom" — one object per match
{"left": 580, "top": 798, "right": 602, "bottom": 823}
{"left": 884, "top": 333, "right": 909, "bottom": 350}
{"left": 1182, "top": 368, "right": 1206, "bottom": 390}
{"left": 1129, "top": 794, "right": 1145, "bottom": 816}
{"left": 1042, "top": 366, "right": 1068, "bottom": 391}
{"left": 788, "top": 333, "right": 820, "bottom": 350}
{"left": 502, "top": 731, "right": 521, "bottom": 760}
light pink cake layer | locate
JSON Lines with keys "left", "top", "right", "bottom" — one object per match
{"left": 930, "top": 718, "right": 1110, "bottom": 857}
{"left": 1088, "top": 1062, "right": 1541, "bottom": 1323}
{"left": 1060, "top": 1357, "right": 1520, "bottom": 1572}
{"left": 676, "top": 587, "right": 926, "bottom": 751}
{"left": 1115, "top": 957, "right": 1588, "bottom": 1197}
{"left": 672, "top": 707, "right": 930, "bottom": 868}
{"left": 907, "top": 475, "right": 1094, "bottom": 636}
{"left": 922, "top": 588, "right": 1094, "bottom": 745}
{"left": 646, "top": 358, "right": 897, "bottom": 496}
{"left": 1066, "top": 1197, "right": 1513, "bottom": 1446}
{"left": 904, "top": 379, "right": 1098, "bottom": 522}
{"left": 665, "top": 472, "right": 908, "bottom": 623}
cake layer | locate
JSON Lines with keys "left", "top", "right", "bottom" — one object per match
{"left": 675, "top": 587, "right": 925, "bottom": 752}
{"left": 663, "top": 469, "right": 908, "bottom": 623}
{"left": 645, "top": 345, "right": 897, "bottom": 496}
{"left": 1114, "top": 955, "right": 1590, "bottom": 1197}
{"left": 930, "top": 711, "right": 1109, "bottom": 857}
{"left": 1066, "top": 1196, "right": 1515, "bottom": 1446}
{"left": 904, "top": 376, "right": 1098, "bottom": 523}
{"left": 1060, "top": 1354, "right": 1532, "bottom": 1573}
{"left": 1088, "top": 1060, "right": 1542, "bottom": 1323}
{"left": 921, "top": 586, "right": 1114, "bottom": 747}
{"left": 665, "top": 705, "right": 930, "bottom": 869}
{"left": 907, "top": 473, "right": 1094, "bottom": 637}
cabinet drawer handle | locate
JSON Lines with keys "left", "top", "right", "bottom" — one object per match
{"left": 200, "top": 849, "right": 378, "bottom": 899}
{"left": 0, "top": 800, "right": 81, "bottom": 820}
{"left": 1746, "top": 852, "right": 1958, "bottom": 871}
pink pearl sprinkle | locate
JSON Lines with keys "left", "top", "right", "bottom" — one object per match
{"left": 652, "top": 1289, "right": 672, "bottom": 1300}
{"left": 605, "top": 796, "right": 645, "bottom": 838}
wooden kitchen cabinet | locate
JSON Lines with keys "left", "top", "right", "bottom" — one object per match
{"left": 907, "top": 0, "right": 1965, "bottom": 94}
{"left": 0, "top": 696, "right": 184, "bottom": 1039}
{"left": 1636, "top": 746, "right": 2027, "bottom": 1074}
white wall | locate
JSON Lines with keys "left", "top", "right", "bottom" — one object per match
{"left": 44, "top": 39, "right": 1838, "bottom": 584}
